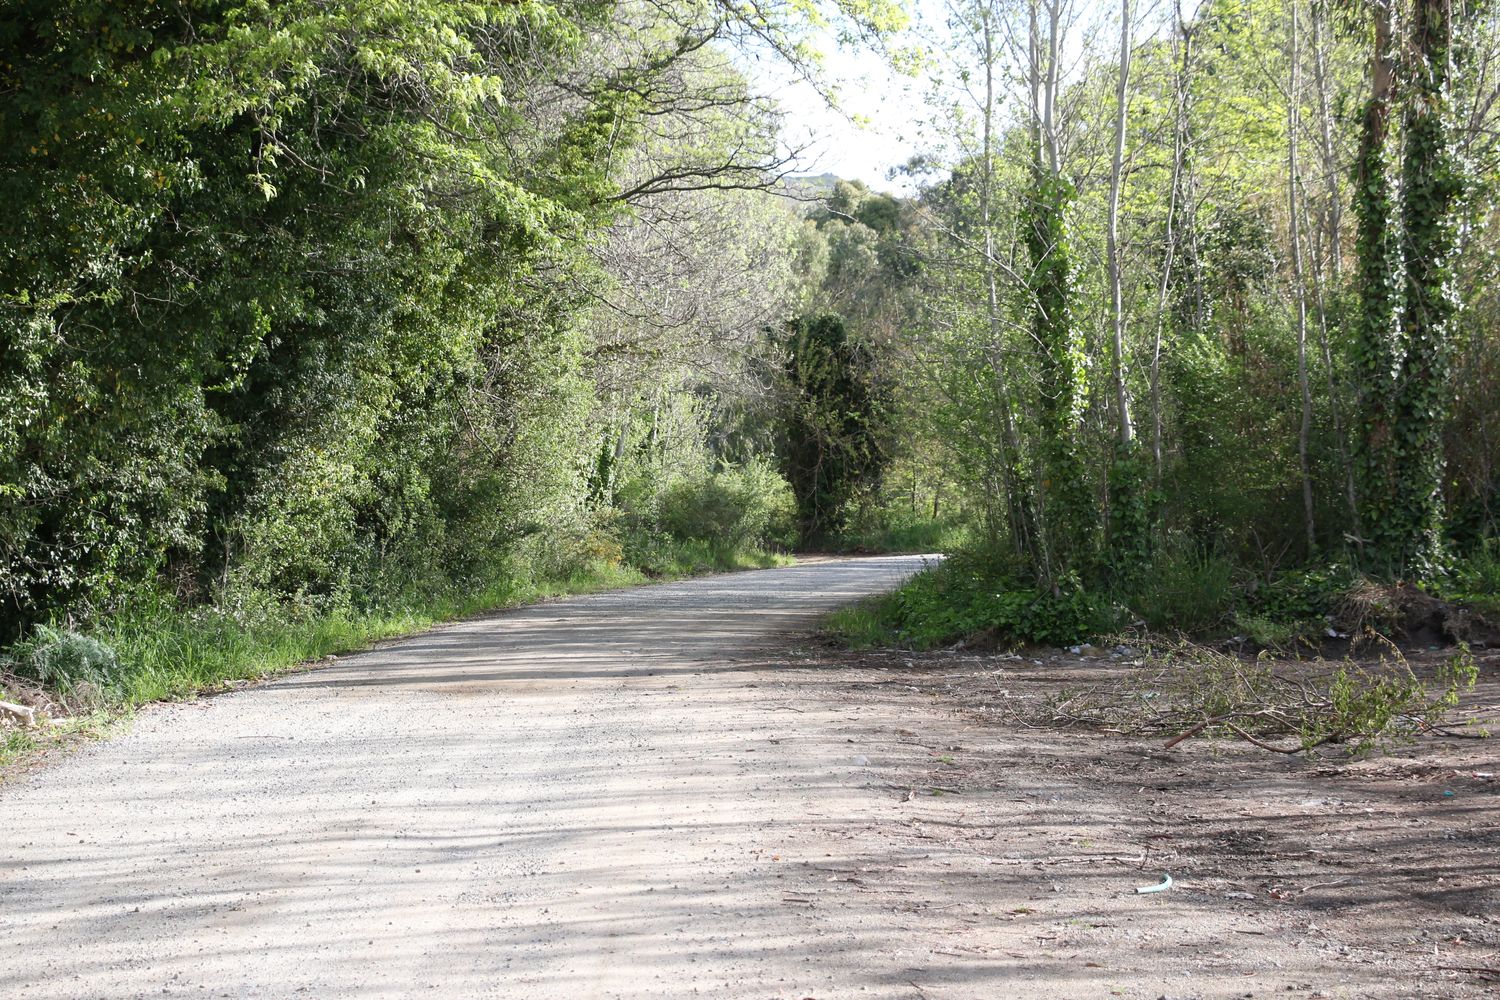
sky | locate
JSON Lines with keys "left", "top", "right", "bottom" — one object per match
{"left": 745, "top": 0, "right": 1133, "bottom": 196}
{"left": 747, "top": 34, "right": 934, "bottom": 195}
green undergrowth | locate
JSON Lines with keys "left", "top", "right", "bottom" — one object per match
{"left": 827, "top": 550, "right": 1111, "bottom": 649}
{"left": 1, "top": 544, "right": 788, "bottom": 768}
{"left": 99, "top": 560, "right": 650, "bottom": 706}
{"left": 1448, "top": 538, "right": 1500, "bottom": 614}
{"left": 623, "top": 537, "right": 791, "bottom": 578}
{"left": 830, "top": 517, "right": 969, "bottom": 555}
{"left": 827, "top": 537, "right": 1500, "bottom": 651}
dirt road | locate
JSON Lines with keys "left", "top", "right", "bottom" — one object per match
{"left": 2, "top": 557, "right": 930, "bottom": 998}
{"left": 3, "top": 556, "right": 1494, "bottom": 999}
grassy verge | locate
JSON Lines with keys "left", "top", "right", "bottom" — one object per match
{"left": 825, "top": 539, "right": 1500, "bottom": 653}
{"left": 825, "top": 555, "right": 1108, "bottom": 650}
{"left": 626, "top": 539, "right": 791, "bottom": 578}
{"left": 1, "top": 544, "right": 790, "bottom": 768}
{"left": 828, "top": 518, "right": 967, "bottom": 555}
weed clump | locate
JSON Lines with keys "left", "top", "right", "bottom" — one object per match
{"left": 826, "top": 549, "right": 1114, "bottom": 649}
{"left": 1047, "top": 641, "right": 1480, "bottom": 756}
{"left": 5, "top": 626, "right": 121, "bottom": 696}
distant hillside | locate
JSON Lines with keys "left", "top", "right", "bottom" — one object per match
{"left": 784, "top": 172, "right": 841, "bottom": 197}
{"left": 776, "top": 172, "right": 842, "bottom": 213}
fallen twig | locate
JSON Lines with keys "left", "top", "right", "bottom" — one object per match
{"left": 1165, "top": 712, "right": 1246, "bottom": 750}
{"left": 1224, "top": 721, "right": 1310, "bottom": 755}
{"left": 1421, "top": 722, "right": 1493, "bottom": 740}
{"left": 1436, "top": 965, "right": 1500, "bottom": 977}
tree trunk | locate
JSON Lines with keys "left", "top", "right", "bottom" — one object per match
{"left": 1288, "top": 0, "right": 1318, "bottom": 552}
{"left": 1353, "top": 0, "right": 1399, "bottom": 565}
{"left": 1306, "top": 0, "right": 1360, "bottom": 534}
{"left": 1027, "top": 0, "right": 1090, "bottom": 580}
{"left": 1310, "top": 0, "right": 1344, "bottom": 281}
{"left": 979, "top": 1, "right": 1033, "bottom": 560}
{"left": 1107, "top": 0, "right": 1135, "bottom": 448}
{"left": 1301, "top": 180, "right": 1360, "bottom": 535}
{"left": 1151, "top": 0, "right": 1194, "bottom": 485}
{"left": 1394, "top": 0, "right": 1462, "bottom": 576}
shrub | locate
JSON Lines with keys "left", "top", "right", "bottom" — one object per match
{"left": 5, "top": 625, "right": 121, "bottom": 692}
{"left": 832, "top": 549, "right": 1115, "bottom": 648}
{"left": 1252, "top": 563, "right": 1358, "bottom": 622}
{"left": 1122, "top": 538, "right": 1235, "bottom": 633}
{"left": 1451, "top": 538, "right": 1500, "bottom": 612}
{"left": 656, "top": 459, "right": 796, "bottom": 550}
{"left": 836, "top": 509, "right": 968, "bottom": 554}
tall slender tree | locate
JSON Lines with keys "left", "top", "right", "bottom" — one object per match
{"left": 1394, "top": 0, "right": 1464, "bottom": 575}
{"left": 1106, "top": 0, "right": 1135, "bottom": 452}
{"left": 1106, "top": 0, "right": 1150, "bottom": 575}
{"left": 1288, "top": 0, "right": 1318, "bottom": 551}
{"left": 972, "top": 0, "right": 1035, "bottom": 560}
{"left": 1026, "top": 0, "right": 1092, "bottom": 581}
{"left": 1353, "top": 0, "right": 1405, "bottom": 567}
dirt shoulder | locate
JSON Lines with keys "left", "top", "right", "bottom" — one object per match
{"left": 763, "top": 641, "right": 1500, "bottom": 999}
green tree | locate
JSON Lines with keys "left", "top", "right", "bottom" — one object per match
{"left": 778, "top": 314, "right": 890, "bottom": 544}
{"left": 1355, "top": 0, "right": 1465, "bottom": 579}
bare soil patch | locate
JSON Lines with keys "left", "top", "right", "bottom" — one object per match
{"left": 764, "top": 640, "right": 1499, "bottom": 998}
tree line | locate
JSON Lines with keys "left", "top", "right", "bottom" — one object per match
{"left": 0, "top": 0, "right": 902, "bottom": 655}
{"left": 3, "top": 0, "right": 1498, "bottom": 680}
{"left": 867, "top": 0, "right": 1499, "bottom": 630}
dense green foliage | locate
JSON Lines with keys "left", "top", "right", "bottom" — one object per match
{"left": 1, "top": 0, "right": 885, "bottom": 717}
{"left": 827, "top": 550, "right": 1102, "bottom": 649}
{"left": 3, "top": 0, "right": 1498, "bottom": 721}
{"left": 2, "top": 0, "right": 620, "bottom": 641}
{"left": 777, "top": 314, "right": 891, "bottom": 544}
{"left": 1025, "top": 171, "right": 1093, "bottom": 577}
{"left": 836, "top": 0, "right": 1500, "bottom": 647}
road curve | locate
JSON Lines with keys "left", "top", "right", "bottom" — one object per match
{"left": 1, "top": 555, "right": 930, "bottom": 999}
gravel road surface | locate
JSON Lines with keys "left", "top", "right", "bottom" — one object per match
{"left": 1, "top": 556, "right": 932, "bottom": 999}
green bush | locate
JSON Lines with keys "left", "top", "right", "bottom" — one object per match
{"left": 835, "top": 509, "right": 968, "bottom": 554}
{"left": 656, "top": 459, "right": 796, "bottom": 550}
{"left": 1121, "top": 538, "right": 1235, "bottom": 634}
{"left": 6, "top": 625, "right": 121, "bottom": 692}
{"left": 830, "top": 549, "right": 1114, "bottom": 648}
{"left": 1451, "top": 538, "right": 1500, "bottom": 612}
{"left": 1223, "top": 563, "right": 1361, "bottom": 645}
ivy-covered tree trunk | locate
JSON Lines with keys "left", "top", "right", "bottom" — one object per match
{"left": 1393, "top": 0, "right": 1463, "bottom": 577}
{"left": 1353, "top": 0, "right": 1405, "bottom": 571}
{"left": 1025, "top": 0, "right": 1093, "bottom": 584}
{"left": 1027, "top": 168, "right": 1092, "bottom": 579}
{"left": 1357, "top": 0, "right": 1463, "bottom": 579}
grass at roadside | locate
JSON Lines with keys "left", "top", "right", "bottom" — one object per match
{"left": 828, "top": 517, "right": 967, "bottom": 556}
{"left": 1, "top": 544, "right": 790, "bottom": 769}
{"left": 825, "top": 538, "right": 1500, "bottom": 653}
{"left": 825, "top": 550, "right": 1109, "bottom": 650}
